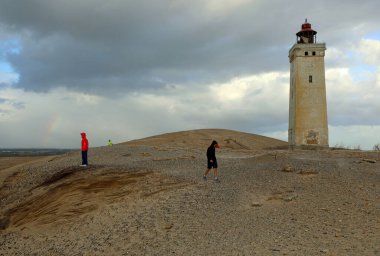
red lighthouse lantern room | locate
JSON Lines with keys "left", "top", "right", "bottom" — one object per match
{"left": 296, "top": 19, "right": 317, "bottom": 44}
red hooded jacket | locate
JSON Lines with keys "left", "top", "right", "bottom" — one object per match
{"left": 81, "top": 132, "right": 89, "bottom": 151}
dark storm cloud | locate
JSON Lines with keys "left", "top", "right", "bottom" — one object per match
{"left": 0, "top": 0, "right": 379, "bottom": 94}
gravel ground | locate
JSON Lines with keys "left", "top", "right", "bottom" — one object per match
{"left": 0, "top": 142, "right": 379, "bottom": 256}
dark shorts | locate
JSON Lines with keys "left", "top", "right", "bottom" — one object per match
{"left": 207, "top": 159, "right": 218, "bottom": 169}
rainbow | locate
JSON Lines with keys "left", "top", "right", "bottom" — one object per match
{"left": 42, "top": 113, "right": 60, "bottom": 147}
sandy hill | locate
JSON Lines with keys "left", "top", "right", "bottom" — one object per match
{"left": 126, "top": 128, "right": 288, "bottom": 150}
{"left": 0, "top": 129, "right": 379, "bottom": 255}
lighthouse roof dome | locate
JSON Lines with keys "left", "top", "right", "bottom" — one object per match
{"left": 296, "top": 19, "right": 317, "bottom": 36}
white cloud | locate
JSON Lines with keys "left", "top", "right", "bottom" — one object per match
{"left": 0, "top": 71, "right": 290, "bottom": 148}
{"left": 358, "top": 39, "right": 380, "bottom": 65}
{"left": 2, "top": 60, "right": 379, "bottom": 149}
{"left": 211, "top": 72, "right": 288, "bottom": 107}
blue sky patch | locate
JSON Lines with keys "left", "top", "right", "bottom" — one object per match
{"left": 349, "top": 64, "right": 378, "bottom": 82}
{"left": 0, "top": 61, "right": 14, "bottom": 72}
{"left": 0, "top": 38, "right": 22, "bottom": 58}
{"left": 0, "top": 38, "right": 21, "bottom": 74}
{"left": 365, "top": 31, "right": 380, "bottom": 41}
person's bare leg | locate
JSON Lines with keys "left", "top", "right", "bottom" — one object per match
{"left": 213, "top": 168, "right": 218, "bottom": 179}
{"left": 204, "top": 168, "right": 211, "bottom": 177}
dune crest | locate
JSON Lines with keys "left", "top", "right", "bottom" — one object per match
{"left": 126, "top": 128, "right": 287, "bottom": 150}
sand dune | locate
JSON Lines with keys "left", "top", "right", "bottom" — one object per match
{"left": 5, "top": 166, "right": 189, "bottom": 229}
{"left": 0, "top": 129, "right": 379, "bottom": 255}
{"left": 126, "top": 128, "right": 288, "bottom": 150}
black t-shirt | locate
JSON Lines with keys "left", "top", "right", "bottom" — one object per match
{"left": 206, "top": 145, "right": 216, "bottom": 161}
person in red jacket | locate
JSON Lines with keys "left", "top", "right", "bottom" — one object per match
{"left": 80, "top": 132, "right": 89, "bottom": 166}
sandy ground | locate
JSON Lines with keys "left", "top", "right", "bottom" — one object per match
{"left": 0, "top": 129, "right": 379, "bottom": 255}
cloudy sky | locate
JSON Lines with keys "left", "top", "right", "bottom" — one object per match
{"left": 1, "top": 0, "right": 380, "bottom": 149}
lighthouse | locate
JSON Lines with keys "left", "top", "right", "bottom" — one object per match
{"left": 288, "top": 20, "right": 329, "bottom": 148}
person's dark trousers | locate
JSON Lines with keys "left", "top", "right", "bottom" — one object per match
{"left": 82, "top": 151, "right": 88, "bottom": 165}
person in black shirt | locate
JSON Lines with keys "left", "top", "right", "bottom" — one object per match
{"left": 203, "top": 140, "right": 220, "bottom": 182}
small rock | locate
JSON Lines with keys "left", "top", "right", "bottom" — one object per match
{"left": 362, "top": 159, "right": 376, "bottom": 163}
{"left": 298, "top": 170, "right": 319, "bottom": 175}
{"left": 251, "top": 202, "right": 263, "bottom": 207}
{"left": 281, "top": 166, "right": 293, "bottom": 172}
{"left": 0, "top": 216, "right": 10, "bottom": 230}
{"left": 284, "top": 195, "right": 297, "bottom": 202}
{"left": 164, "top": 223, "right": 173, "bottom": 230}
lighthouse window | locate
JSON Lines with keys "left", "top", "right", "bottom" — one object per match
{"left": 309, "top": 75, "right": 313, "bottom": 83}
{"left": 312, "top": 51, "right": 316, "bottom": 56}
{"left": 305, "top": 51, "right": 308, "bottom": 56}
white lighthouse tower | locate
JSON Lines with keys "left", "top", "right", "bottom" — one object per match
{"left": 288, "top": 20, "right": 329, "bottom": 148}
